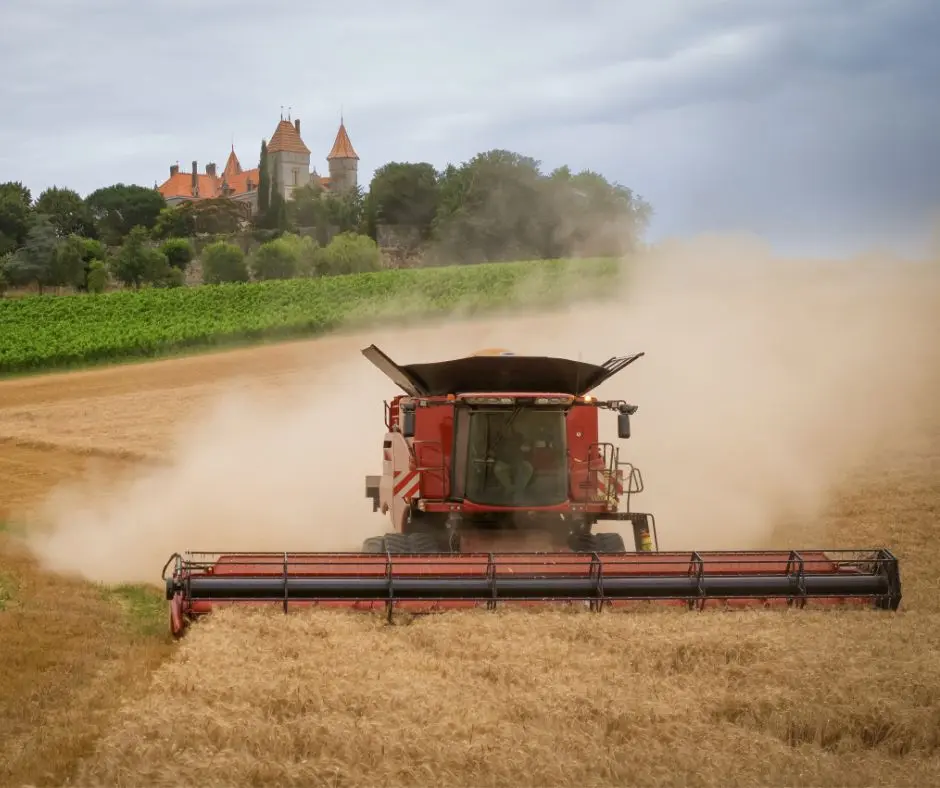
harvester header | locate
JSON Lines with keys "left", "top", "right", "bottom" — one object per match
{"left": 163, "top": 344, "right": 902, "bottom": 636}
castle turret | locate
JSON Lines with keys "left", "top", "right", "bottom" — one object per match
{"left": 266, "top": 116, "right": 312, "bottom": 200}
{"left": 327, "top": 119, "right": 359, "bottom": 194}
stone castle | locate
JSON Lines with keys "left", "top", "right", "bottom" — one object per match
{"left": 156, "top": 114, "right": 359, "bottom": 216}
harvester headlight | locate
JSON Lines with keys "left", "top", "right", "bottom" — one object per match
{"left": 464, "top": 397, "right": 515, "bottom": 405}
{"left": 534, "top": 396, "right": 572, "bottom": 405}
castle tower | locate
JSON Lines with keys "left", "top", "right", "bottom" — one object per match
{"left": 327, "top": 119, "right": 359, "bottom": 194}
{"left": 265, "top": 115, "right": 312, "bottom": 201}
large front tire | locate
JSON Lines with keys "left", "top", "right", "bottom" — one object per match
{"left": 569, "top": 531, "right": 627, "bottom": 552}
{"left": 361, "top": 533, "right": 448, "bottom": 553}
{"left": 361, "top": 536, "right": 386, "bottom": 553}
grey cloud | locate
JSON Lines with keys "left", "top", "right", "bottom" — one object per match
{"left": 0, "top": 0, "right": 937, "bottom": 256}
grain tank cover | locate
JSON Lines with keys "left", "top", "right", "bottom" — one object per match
{"left": 361, "top": 344, "right": 644, "bottom": 397}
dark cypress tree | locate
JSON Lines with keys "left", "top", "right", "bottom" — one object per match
{"left": 258, "top": 140, "right": 270, "bottom": 215}
{"left": 268, "top": 167, "right": 287, "bottom": 230}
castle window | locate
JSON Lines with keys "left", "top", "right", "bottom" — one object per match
{"left": 293, "top": 169, "right": 298, "bottom": 186}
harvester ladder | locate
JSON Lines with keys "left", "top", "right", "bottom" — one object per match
{"left": 411, "top": 439, "right": 449, "bottom": 498}
{"left": 583, "top": 443, "right": 645, "bottom": 511}
{"left": 586, "top": 442, "right": 618, "bottom": 506}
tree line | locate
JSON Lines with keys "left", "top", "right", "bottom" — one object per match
{"left": 0, "top": 147, "right": 651, "bottom": 294}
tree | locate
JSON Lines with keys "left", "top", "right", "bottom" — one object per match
{"left": 152, "top": 205, "right": 196, "bottom": 239}
{"left": 539, "top": 168, "right": 652, "bottom": 258}
{"left": 86, "top": 259, "right": 109, "bottom": 294}
{"left": 263, "top": 232, "right": 320, "bottom": 276}
{"left": 368, "top": 162, "right": 440, "bottom": 239}
{"left": 287, "top": 182, "right": 327, "bottom": 230}
{"left": 84, "top": 183, "right": 166, "bottom": 245}
{"left": 34, "top": 186, "right": 96, "bottom": 238}
{"left": 265, "top": 169, "right": 288, "bottom": 231}
{"left": 250, "top": 237, "right": 299, "bottom": 280}
{"left": 430, "top": 149, "right": 545, "bottom": 263}
{"left": 0, "top": 256, "right": 9, "bottom": 296}
{"left": 317, "top": 231, "right": 382, "bottom": 276}
{"left": 76, "top": 237, "right": 108, "bottom": 292}
{"left": 112, "top": 226, "right": 170, "bottom": 288}
{"left": 51, "top": 234, "right": 88, "bottom": 291}
{"left": 322, "top": 186, "right": 365, "bottom": 237}
{"left": 160, "top": 238, "right": 194, "bottom": 271}
{"left": 286, "top": 233, "right": 320, "bottom": 277}
{"left": 79, "top": 237, "right": 107, "bottom": 263}
{"left": 258, "top": 140, "right": 270, "bottom": 215}
{"left": 187, "top": 198, "right": 244, "bottom": 235}
{"left": 162, "top": 266, "right": 186, "bottom": 288}
{"left": 425, "top": 149, "right": 653, "bottom": 263}
{"left": 201, "top": 240, "right": 249, "bottom": 284}
{"left": 0, "top": 181, "right": 33, "bottom": 255}
{"left": 2, "top": 213, "right": 59, "bottom": 293}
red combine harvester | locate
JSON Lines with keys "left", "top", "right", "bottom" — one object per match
{"left": 163, "top": 345, "right": 902, "bottom": 637}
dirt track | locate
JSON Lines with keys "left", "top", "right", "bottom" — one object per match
{"left": 2, "top": 245, "right": 939, "bottom": 786}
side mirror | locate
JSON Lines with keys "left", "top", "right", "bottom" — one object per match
{"left": 402, "top": 406, "right": 416, "bottom": 438}
{"left": 617, "top": 412, "right": 631, "bottom": 439}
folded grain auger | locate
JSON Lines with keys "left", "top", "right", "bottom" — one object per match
{"left": 163, "top": 345, "right": 902, "bottom": 636}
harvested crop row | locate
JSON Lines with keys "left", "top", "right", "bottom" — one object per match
{"left": 0, "top": 257, "right": 620, "bottom": 375}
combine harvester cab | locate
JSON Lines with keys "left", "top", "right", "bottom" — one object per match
{"left": 164, "top": 345, "right": 902, "bottom": 637}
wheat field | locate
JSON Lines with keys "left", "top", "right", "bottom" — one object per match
{"left": 2, "top": 245, "right": 939, "bottom": 786}
{"left": 73, "top": 435, "right": 940, "bottom": 787}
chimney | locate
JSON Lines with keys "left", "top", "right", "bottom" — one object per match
{"left": 170, "top": 164, "right": 179, "bottom": 177}
{"left": 191, "top": 161, "right": 198, "bottom": 197}
{"left": 206, "top": 162, "right": 217, "bottom": 177}
{"left": 294, "top": 118, "right": 300, "bottom": 134}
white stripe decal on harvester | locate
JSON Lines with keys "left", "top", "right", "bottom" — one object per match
{"left": 595, "top": 470, "right": 624, "bottom": 499}
{"left": 400, "top": 477, "right": 420, "bottom": 500}
{"left": 394, "top": 469, "right": 421, "bottom": 500}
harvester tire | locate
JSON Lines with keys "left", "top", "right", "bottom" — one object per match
{"left": 365, "top": 533, "right": 447, "bottom": 554}
{"left": 569, "top": 532, "right": 627, "bottom": 553}
{"left": 593, "top": 532, "right": 627, "bottom": 552}
{"left": 383, "top": 534, "right": 413, "bottom": 553}
{"left": 405, "top": 532, "right": 446, "bottom": 553}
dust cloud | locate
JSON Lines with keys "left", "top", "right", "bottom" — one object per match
{"left": 585, "top": 235, "right": 940, "bottom": 549}
{"left": 22, "top": 232, "right": 940, "bottom": 584}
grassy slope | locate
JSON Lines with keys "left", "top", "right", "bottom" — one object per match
{"left": 0, "top": 257, "right": 621, "bottom": 376}
{"left": 0, "top": 525, "right": 173, "bottom": 786}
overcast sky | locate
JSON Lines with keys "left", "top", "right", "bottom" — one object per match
{"left": 1, "top": 0, "right": 938, "bottom": 257}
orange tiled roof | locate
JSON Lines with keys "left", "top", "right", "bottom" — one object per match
{"left": 267, "top": 119, "right": 311, "bottom": 155}
{"left": 223, "top": 148, "right": 242, "bottom": 179}
{"left": 223, "top": 167, "right": 259, "bottom": 194}
{"left": 158, "top": 172, "right": 216, "bottom": 200}
{"left": 157, "top": 164, "right": 260, "bottom": 200}
{"left": 327, "top": 122, "right": 358, "bottom": 160}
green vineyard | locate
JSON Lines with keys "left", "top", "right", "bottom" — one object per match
{"left": 0, "top": 258, "right": 621, "bottom": 375}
